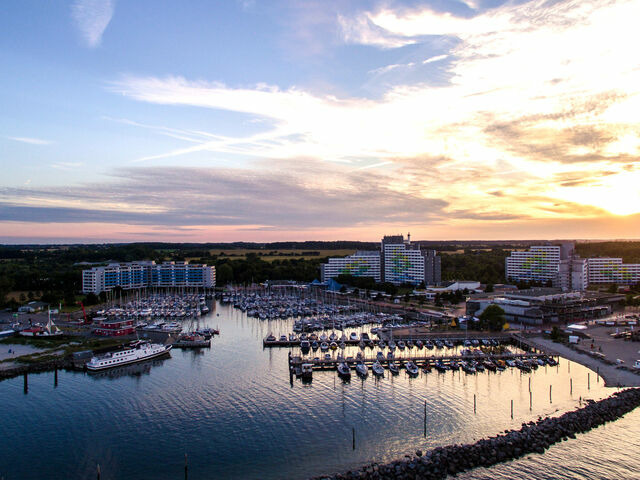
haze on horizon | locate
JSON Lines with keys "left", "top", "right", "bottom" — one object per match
{"left": 2, "top": 0, "right": 639, "bottom": 244}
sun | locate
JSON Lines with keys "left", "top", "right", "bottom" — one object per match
{"left": 549, "top": 170, "right": 640, "bottom": 216}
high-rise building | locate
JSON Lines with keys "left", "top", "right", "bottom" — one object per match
{"left": 320, "top": 251, "right": 381, "bottom": 282}
{"left": 587, "top": 258, "right": 640, "bottom": 285}
{"left": 505, "top": 245, "right": 562, "bottom": 285}
{"left": 82, "top": 261, "right": 216, "bottom": 294}
{"left": 321, "top": 234, "right": 441, "bottom": 286}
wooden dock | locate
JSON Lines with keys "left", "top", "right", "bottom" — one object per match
{"left": 265, "top": 335, "right": 510, "bottom": 348}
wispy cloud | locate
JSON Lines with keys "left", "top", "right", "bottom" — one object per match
{"left": 71, "top": 0, "right": 115, "bottom": 48}
{"left": 422, "top": 54, "right": 448, "bottom": 64}
{"left": 7, "top": 136, "right": 52, "bottom": 145}
{"left": 368, "top": 62, "right": 416, "bottom": 75}
{"left": 104, "top": 0, "right": 640, "bottom": 222}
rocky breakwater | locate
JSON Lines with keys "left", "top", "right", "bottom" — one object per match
{"left": 313, "top": 388, "right": 640, "bottom": 480}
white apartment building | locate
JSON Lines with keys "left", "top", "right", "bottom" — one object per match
{"left": 321, "top": 251, "right": 381, "bottom": 282}
{"left": 505, "top": 246, "right": 561, "bottom": 284}
{"left": 321, "top": 234, "right": 441, "bottom": 286}
{"left": 587, "top": 258, "right": 640, "bottom": 285}
{"left": 382, "top": 240, "right": 426, "bottom": 285}
{"left": 82, "top": 261, "right": 216, "bottom": 294}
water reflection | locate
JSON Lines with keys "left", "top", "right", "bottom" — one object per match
{"left": 0, "top": 301, "right": 628, "bottom": 480}
{"left": 87, "top": 357, "right": 169, "bottom": 381}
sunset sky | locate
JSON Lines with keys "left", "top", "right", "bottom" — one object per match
{"left": 1, "top": 0, "right": 639, "bottom": 243}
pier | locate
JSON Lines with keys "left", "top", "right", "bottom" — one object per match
{"left": 288, "top": 351, "right": 549, "bottom": 371}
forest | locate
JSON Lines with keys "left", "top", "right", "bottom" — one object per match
{"left": 1, "top": 240, "right": 638, "bottom": 308}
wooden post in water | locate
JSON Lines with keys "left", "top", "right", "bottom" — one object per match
{"left": 474, "top": 394, "right": 476, "bottom": 414}
{"left": 588, "top": 373, "right": 590, "bottom": 390}
{"left": 352, "top": 427, "right": 356, "bottom": 450}
{"left": 597, "top": 367, "right": 600, "bottom": 383}
{"left": 23, "top": 373, "right": 28, "bottom": 394}
{"left": 423, "top": 400, "right": 427, "bottom": 437}
{"left": 510, "top": 399, "right": 513, "bottom": 419}
{"left": 530, "top": 390, "right": 532, "bottom": 411}
{"left": 528, "top": 377, "right": 531, "bottom": 392}
{"left": 184, "top": 453, "right": 188, "bottom": 480}
{"left": 549, "top": 385, "right": 552, "bottom": 403}
{"left": 570, "top": 378, "right": 573, "bottom": 395}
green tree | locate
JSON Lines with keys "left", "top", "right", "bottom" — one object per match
{"left": 216, "top": 264, "right": 234, "bottom": 285}
{"left": 485, "top": 283, "right": 494, "bottom": 293}
{"left": 478, "top": 304, "right": 506, "bottom": 331}
{"left": 19, "top": 292, "right": 26, "bottom": 303}
{"left": 608, "top": 283, "right": 619, "bottom": 293}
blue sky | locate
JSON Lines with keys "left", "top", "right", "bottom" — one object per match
{"left": 1, "top": 0, "right": 639, "bottom": 243}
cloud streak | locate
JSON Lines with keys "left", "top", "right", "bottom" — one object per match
{"left": 7, "top": 136, "right": 52, "bottom": 145}
{"left": 71, "top": 0, "right": 115, "bottom": 48}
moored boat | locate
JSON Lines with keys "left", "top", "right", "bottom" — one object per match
{"left": 87, "top": 341, "right": 171, "bottom": 371}
{"left": 405, "top": 361, "right": 419, "bottom": 376}
{"left": 372, "top": 361, "right": 385, "bottom": 377}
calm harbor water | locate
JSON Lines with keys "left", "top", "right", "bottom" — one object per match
{"left": 0, "top": 301, "right": 637, "bottom": 480}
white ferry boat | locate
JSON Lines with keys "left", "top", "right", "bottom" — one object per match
{"left": 86, "top": 341, "right": 171, "bottom": 371}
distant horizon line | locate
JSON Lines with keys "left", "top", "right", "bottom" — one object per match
{"left": 1, "top": 238, "right": 640, "bottom": 247}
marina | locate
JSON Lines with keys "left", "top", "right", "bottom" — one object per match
{"left": 1, "top": 300, "right": 626, "bottom": 480}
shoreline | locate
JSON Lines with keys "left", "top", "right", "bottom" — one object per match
{"left": 526, "top": 336, "right": 640, "bottom": 388}
{"left": 311, "top": 388, "right": 640, "bottom": 480}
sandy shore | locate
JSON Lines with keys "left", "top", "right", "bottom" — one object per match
{"left": 530, "top": 336, "right": 640, "bottom": 388}
{"left": 0, "top": 344, "right": 46, "bottom": 361}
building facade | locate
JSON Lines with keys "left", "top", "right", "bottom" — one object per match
{"left": 82, "top": 261, "right": 216, "bottom": 294}
{"left": 587, "top": 258, "right": 640, "bottom": 285}
{"left": 320, "top": 251, "right": 381, "bottom": 282}
{"left": 505, "top": 246, "right": 561, "bottom": 285}
{"left": 321, "top": 234, "right": 441, "bottom": 286}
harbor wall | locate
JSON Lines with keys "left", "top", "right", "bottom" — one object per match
{"left": 312, "top": 387, "right": 640, "bottom": 480}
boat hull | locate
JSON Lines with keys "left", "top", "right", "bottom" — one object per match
{"left": 87, "top": 346, "right": 172, "bottom": 371}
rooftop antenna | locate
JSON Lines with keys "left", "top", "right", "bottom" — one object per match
{"left": 407, "top": 232, "right": 411, "bottom": 244}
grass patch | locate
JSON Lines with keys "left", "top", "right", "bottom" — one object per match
{"left": 16, "top": 353, "right": 64, "bottom": 364}
{"left": 0, "top": 335, "right": 83, "bottom": 348}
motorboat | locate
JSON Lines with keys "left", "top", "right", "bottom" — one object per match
{"left": 415, "top": 340, "right": 424, "bottom": 349}
{"left": 388, "top": 361, "right": 399, "bottom": 375}
{"left": 387, "top": 351, "right": 394, "bottom": 361}
{"left": 406, "top": 340, "right": 414, "bottom": 348}
{"left": 349, "top": 332, "right": 359, "bottom": 341}
{"left": 265, "top": 334, "right": 276, "bottom": 343}
{"left": 388, "top": 340, "right": 396, "bottom": 350}
{"left": 289, "top": 333, "right": 298, "bottom": 342}
{"left": 405, "top": 361, "right": 419, "bottom": 376}
{"left": 397, "top": 340, "right": 406, "bottom": 350}
{"left": 337, "top": 362, "right": 351, "bottom": 379}
{"left": 300, "top": 363, "right": 313, "bottom": 380}
{"left": 300, "top": 340, "right": 311, "bottom": 352}
{"left": 425, "top": 341, "right": 434, "bottom": 350}
{"left": 376, "top": 351, "right": 385, "bottom": 362}
{"left": 329, "top": 341, "right": 338, "bottom": 350}
{"left": 355, "top": 361, "right": 369, "bottom": 377}
{"left": 320, "top": 342, "right": 329, "bottom": 351}
{"left": 434, "top": 361, "right": 448, "bottom": 373}
{"left": 279, "top": 335, "right": 287, "bottom": 342}
{"left": 311, "top": 340, "right": 319, "bottom": 351}
{"left": 372, "top": 361, "right": 385, "bottom": 377}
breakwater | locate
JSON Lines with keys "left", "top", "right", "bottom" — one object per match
{"left": 313, "top": 388, "right": 640, "bottom": 480}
